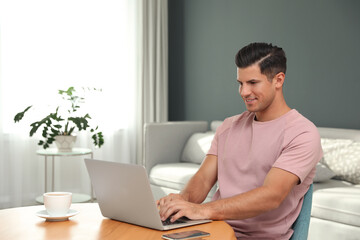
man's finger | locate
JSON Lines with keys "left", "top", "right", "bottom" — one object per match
{"left": 160, "top": 201, "right": 181, "bottom": 221}
{"left": 170, "top": 209, "right": 185, "bottom": 222}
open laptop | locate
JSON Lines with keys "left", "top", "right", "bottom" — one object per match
{"left": 84, "top": 159, "right": 211, "bottom": 230}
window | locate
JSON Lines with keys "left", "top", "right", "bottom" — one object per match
{"left": 0, "top": 0, "right": 136, "bottom": 133}
{"left": 0, "top": 0, "right": 138, "bottom": 209}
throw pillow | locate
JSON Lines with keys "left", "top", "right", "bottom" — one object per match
{"left": 320, "top": 138, "right": 353, "bottom": 165}
{"left": 322, "top": 139, "right": 360, "bottom": 184}
{"left": 313, "top": 162, "right": 336, "bottom": 182}
{"left": 181, "top": 131, "right": 215, "bottom": 164}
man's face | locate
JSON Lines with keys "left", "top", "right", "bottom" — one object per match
{"left": 237, "top": 64, "right": 277, "bottom": 115}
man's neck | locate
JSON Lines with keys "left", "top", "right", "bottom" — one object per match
{"left": 255, "top": 106, "right": 292, "bottom": 122}
{"left": 254, "top": 98, "right": 291, "bottom": 122}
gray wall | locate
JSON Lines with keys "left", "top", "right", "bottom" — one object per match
{"left": 168, "top": 0, "right": 360, "bottom": 129}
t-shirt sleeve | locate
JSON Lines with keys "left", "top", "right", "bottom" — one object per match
{"left": 206, "top": 117, "right": 234, "bottom": 156}
{"left": 207, "top": 125, "right": 220, "bottom": 156}
{"left": 273, "top": 127, "right": 323, "bottom": 183}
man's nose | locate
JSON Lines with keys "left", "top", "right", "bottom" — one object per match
{"left": 240, "top": 84, "right": 250, "bottom": 97}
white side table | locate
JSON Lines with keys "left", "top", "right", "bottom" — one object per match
{"left": 36, "top": 148, "right": 93, "bottom": 203}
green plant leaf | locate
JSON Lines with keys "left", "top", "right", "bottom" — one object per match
{"left": 92, "top": 131, "right": 104, "bottom": 148}
{"left": 42, "top": 127, "right": 48, "bottom": 138}
{"left": 51, "top": 127, "right": 60, "bottom": 135}
{"left": 47, "top": 137, "right": 55, "bottom": 144}
{"left": 68, "top": 116, "right": 89, "bottom": 131}
{"left": 29, "top": 122, "right": 41, "bottom": 137}
{"left": 59, "top": 86, "right": 75, "bottom": 96}
{"left": 67, "top": 126, "right": 75, "bottom": 135}
{"left": 14, "top": 106, "right": 32, "bottom": 122}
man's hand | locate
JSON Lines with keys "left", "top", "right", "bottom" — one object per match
{"left": 157, "top": 193, "right": 187, "bottom": 210}
{"left": 156, "top": 155, "right": 218, "bottom": 223}
{"left": 157, "top": 194, "right": 209, "bottom": 222}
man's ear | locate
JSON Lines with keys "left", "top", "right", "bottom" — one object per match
{"left": 274, "top": 72, "right": 285, "bottom": 88}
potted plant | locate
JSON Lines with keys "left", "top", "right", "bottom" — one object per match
{"left": 14, "top": 86, "right": 104, "bottom": 151}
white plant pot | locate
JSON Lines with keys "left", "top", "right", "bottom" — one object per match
{"left": 54, "top": 135, "right": 77, "bottom": 152}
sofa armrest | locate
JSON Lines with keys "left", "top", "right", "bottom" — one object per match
{"left": 143, "top": 121, "right": 208, "bottom": 174}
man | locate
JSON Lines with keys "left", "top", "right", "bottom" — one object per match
{"left": 158, "top": 42, "right": 323, "bottom": 239}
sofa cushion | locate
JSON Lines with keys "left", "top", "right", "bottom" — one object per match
{"left": 311, "top": 187, "right": 360, "bottom": 227}
{"left": 149, "top": 163, "right": 201, "bottom": 190}
{"left": 314, "top": 162, "right": 336, "bottom": 183}
{"left": 181, "top": 131, "right": 215, "bottom": 164}
{"left": 149, "top": 163, "right": 218, "bottom": 198}
{"left": 308, "top": 217, "right": 360, "bottom": 240}
{"left": 313, "top": 179, "right": 355, "bottom": 192}
{"left": 322, "top": 139, "right": 360, "bottom": 184}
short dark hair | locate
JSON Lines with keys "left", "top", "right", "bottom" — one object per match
{"left": 235, "top": 42, "right": 287, "bottom": 79}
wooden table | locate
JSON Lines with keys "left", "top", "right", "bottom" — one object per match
{"left": 0, "top": 203, "right": 236, "bottom": 240}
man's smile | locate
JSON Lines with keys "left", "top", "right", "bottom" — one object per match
{"left": 245, "top": 98, "right": 257, "bottom": 103}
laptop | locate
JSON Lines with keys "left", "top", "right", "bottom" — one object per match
{"left": 84, "top": 159, "right": 211, "bottom": 230}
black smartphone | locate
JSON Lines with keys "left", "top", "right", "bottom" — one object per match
{"left": 162, "top": 230, "right": 210, "bottom": 240}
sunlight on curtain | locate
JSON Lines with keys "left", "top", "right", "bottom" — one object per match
{"left": 0, "top": 0, "right": 137, "bottom": 208}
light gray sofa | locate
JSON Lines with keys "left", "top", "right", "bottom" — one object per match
{"left": 144, "top": 121, "right": 360, "bottom": 240}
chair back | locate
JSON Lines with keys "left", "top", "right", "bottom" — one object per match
{"left": 290, "top": 184, "right": 313, "bottom": 240}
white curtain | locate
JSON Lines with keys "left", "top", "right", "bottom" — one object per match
{"left": 136, "top": 0, "right": 168, "bottom": 165}
{"left": 0, "top": 0, "right": 139, "bottom": 209}
{"left": 0, "top": 0, "right": 168, "bottom": 209}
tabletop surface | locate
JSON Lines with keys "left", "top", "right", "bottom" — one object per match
{"left": 0, "top": 203, "right": 236, "bottom": 240}
{"left": 36, "top": 148, "right": 93, "bottom": 156}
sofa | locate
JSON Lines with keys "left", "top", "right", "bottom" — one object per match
{"left": 144, "top": 121, "right": 360, "bottom": 239}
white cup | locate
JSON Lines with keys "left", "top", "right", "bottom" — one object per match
{"left": 43, "top": 192, "right": 72, "bottom": 216}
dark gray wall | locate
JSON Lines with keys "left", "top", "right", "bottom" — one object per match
{"left": 168, "top": 0, "right": 360, "bottom": 129}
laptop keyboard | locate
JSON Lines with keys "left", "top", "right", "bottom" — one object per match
{"left": 162, "top": 217, "right": 186, "bottom": 226}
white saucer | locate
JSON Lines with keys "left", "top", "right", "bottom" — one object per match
{"left": 36, "top": 209, "right": 79, "bottom": 221}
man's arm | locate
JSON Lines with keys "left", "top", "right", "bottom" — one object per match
{"left": 157, "top": 154, "right": 218, "bottom": 219}
{"left": 159, "top": 159, "right": 299, "bottom": 222}
{"left": 204, "top": 167, "right": 299, "bottom": 220}
{"left": 181, "top": 154, "right": 218, "bottom": 203}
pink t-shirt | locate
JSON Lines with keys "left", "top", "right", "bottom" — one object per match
{"left": 208, "top": 109, "right": 323, "bottom": 239}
